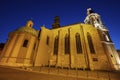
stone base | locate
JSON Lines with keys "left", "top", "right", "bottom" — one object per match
{"left": 0, "top": 62, "right": 32, "bottom": 67}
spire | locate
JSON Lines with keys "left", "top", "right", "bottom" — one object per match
{"left": 26, "top": 20, "right": 34, "bottom": 27}
{"left": 52, "top": 16, "right": 60, "bottom": 29}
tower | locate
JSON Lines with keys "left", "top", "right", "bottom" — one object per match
{"left": 84, "top": 8, "right": 120, "bottom": 70}
{"left": 84, "top": 8, "right": 107, "bottom": 30}
{"left": 52, "top": 16, "right": 61, "bottom": 29}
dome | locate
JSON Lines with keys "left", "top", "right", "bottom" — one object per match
{"left": 15, "top": 20, "right": 38, "bottom": 37}
{"left": 16, "top": 26, "right": 38, "bottom": 37}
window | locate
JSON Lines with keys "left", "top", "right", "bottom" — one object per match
{"left": 23, "top": 39, "right": 28, "bottom": 47}
{"left": 65, "top": 34, "right": 70, "bottom": 54}
{"left": 87, "top": 33, "right": 95, "bottom": 53}
{"left": 33, "top": 43, "right": 36, "bottom": 50}
{"left": 46, "top": 36, "right": 49, "bottom": 45}
{"left": 54, "top": 36, "right": 59, "bottom": 55}
{"left": 111, "top": 55, "right": 113, "bottom": 57}
{"left": 97, "top": 19, "right": 100, "bottom": 23}
{"left": 93, "top": 58, "right": 98, "bottom": 61}
{"left": 75, "top": 33, "right": 82, "bottom": 53}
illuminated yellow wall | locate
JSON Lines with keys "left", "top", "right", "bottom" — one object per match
{"left": 35, "top": 26, "right": 52, "bottom": 66}
{"left": 34, "top": 23, "right": 119, "bottom": 70}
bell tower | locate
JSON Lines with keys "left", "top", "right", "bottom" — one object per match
{"left": 84, "top": 8, "right": 107, "bottom": 31}
{"left": 84, "top": 8, "right": 120, "bottom": 70}
{"left": 52, "top": 16, "right": 61, "bottom": 29}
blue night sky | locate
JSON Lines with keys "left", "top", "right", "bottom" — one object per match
{"left": 0, "top": 0, "right": 120, "bottom": 49}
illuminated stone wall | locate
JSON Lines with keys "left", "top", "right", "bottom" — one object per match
{"left": 35, "top": 23, "right": 119, "bottom": 70}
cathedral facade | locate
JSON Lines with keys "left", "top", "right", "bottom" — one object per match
{"left": 0, "top": 8, "right": 120, "bottom": 71}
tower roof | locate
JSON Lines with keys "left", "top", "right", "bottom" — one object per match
{"left": 15, "top": 20, "right": 38, "bottom": 37}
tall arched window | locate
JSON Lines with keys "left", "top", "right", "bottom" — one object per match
{"left": 75, "top": 33, "right": 82, "bottom": 53}
{"left": 87, "top": 33, "right": 95, "bottom": 53}
{"left": 46, "top": 36, "right": 49, "bottom": 45}
{"left": 65, "top": 34, "right": 70, "bottom": 54}
{"left": 54, "top": 36, "right": 59, "bottom": 55}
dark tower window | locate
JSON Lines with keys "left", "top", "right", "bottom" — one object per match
{"left": 97, "top": 19, "right": 100, "bottom": 23}
{"left": 54, "top": 36, "right": 59, "bottom": 55}
{"left": 23, "top": 39, "right": 28, "bottom": 47}
{"left": 87, "top": 33, "right": 95, "bottom": 53}
{"left": 46, "top": 36, "right": 49, "bottom": 45}
{"left": 65, "top": 34, "right": 70, "bottom": 54}
{"left": 75, "top": 33, "right": 82, "bottom": 53}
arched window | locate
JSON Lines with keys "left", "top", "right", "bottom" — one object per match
{"left": 75, "top": 33, "right": 82, "bottom": 53}
{"left": 23, "top": 39, "right": 28, "bottom": 47}
{"left": 65, "top": 34, "right": 70, "bottom": 54}
{"left": 54, "top": 36, "right": 59, "bottom": 55}
{"left": 46, "top": 36, "right": 49, "bottom": 45}
{"left": 87, "top": 33, "right": 95, "bottom": 53}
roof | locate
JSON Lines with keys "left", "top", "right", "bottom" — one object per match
{"left": 15, "top": 20, "right": 38, "bottom": 37}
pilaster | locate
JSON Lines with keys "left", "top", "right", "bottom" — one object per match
{"left": 8, "top": 34, "right": 25, "bottom": 64}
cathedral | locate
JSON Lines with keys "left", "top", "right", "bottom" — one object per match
{"left": 0, "top": 8, "right": 120, "bottom": 71}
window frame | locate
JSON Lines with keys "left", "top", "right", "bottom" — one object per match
{"left": 75, "top": 33, "right": 82, "bottom": 53}
{"left": 87, "top": 33, "right": 95, "bottom": 54}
